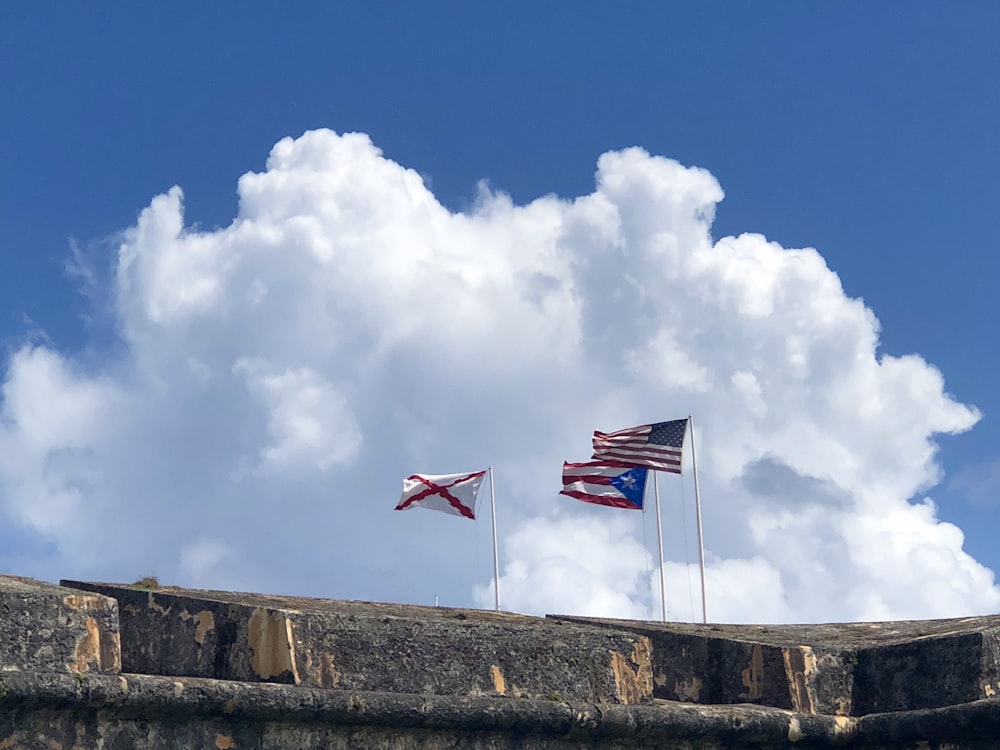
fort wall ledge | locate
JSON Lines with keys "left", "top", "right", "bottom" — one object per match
{"left": 5, "top": 670, "right": 1000, "bottom": 749}
{"left": 3, "top": 574, "right": 1000, "bottom": 748}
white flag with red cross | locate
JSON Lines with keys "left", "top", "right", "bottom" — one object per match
{"left": 394, "top": 470, "right": 487, "bottom": 520}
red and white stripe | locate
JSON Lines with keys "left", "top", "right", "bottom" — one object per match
{"left": 592, "top": 425, "right": 682, "bottom": 473}
{"left": 560, "top": 461, "right": 644, "bottom": 510}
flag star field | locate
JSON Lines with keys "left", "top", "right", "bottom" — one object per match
{"left": 649, "top": 422, "right": 688, "bottom": 450}
{"left": 2, "top": 3, "right": 1000, "bottom": 624}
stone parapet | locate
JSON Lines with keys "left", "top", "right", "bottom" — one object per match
{"left": 0, "top": 574, "right": 120, "bottom": 675}
{"left": 551, "top": 614, "right": 1000, "bottom": 716}
{"left": 0, "top": 574, "right": 997, "bottom": 746}
{"left": 61, "top": 581, "right": 654, "bottom": 704}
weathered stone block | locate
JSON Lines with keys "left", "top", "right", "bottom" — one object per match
{"left": 552, "top": 614, "right": 1000, "bottom": 716}
{"left": 551, "top": 616, "right": 856, "bottom": 714}
{"left": 0, "top": 575, "right": 120, "bottom": 675}
{"left": 61, "top": 582, "right": 654, "bottom": 704}
{"left": 852, "top": 628, "right": 1000, "bottom": 713}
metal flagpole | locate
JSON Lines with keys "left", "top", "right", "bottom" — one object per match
{"left": 688, "top": 416, "right": 708, "bottom": 623}
{"left": 489, "top": 467, "right": 500, "bottom": 612}
{"left": 653, "top": 471, "right": 667, "bottom": 622}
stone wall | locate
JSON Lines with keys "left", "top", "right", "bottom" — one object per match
{"left": 2, "top": 574, "right": 1000, "bottom": 748}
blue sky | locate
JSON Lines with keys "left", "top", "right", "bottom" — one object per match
{"left": 2, "top": 3, "right": 999, "bottom": 621}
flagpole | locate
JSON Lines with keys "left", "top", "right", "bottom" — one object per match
{"left": 653, "top": 471, "right": 667, "bottom": 622}
{"left": 688, "top": 415, "right": 708, "bottom": 624}
{"left": 489, "top": 466, "right": 500, "bottom": 612}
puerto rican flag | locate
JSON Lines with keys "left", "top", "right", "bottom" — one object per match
{"left": 560, "top": 461, "right": 648, "bottom": 510}
{"left": 395, "top": 470, "right": 487, "bottom": 520}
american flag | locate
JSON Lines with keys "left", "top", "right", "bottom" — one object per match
{"left": 591, "top": 419, "right": 688, "bottom": 474}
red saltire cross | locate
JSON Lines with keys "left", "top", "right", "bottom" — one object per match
{"left": 396, "top": 471, "right": 486, "bottom": 519}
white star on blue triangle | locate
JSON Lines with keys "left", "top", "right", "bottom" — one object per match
{"left": 609, "top": 467, "right": 648, "bottom": 509}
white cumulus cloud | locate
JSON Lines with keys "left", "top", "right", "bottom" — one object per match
{"left": 0, "top": 129, "right": 994, "bottom": 622}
